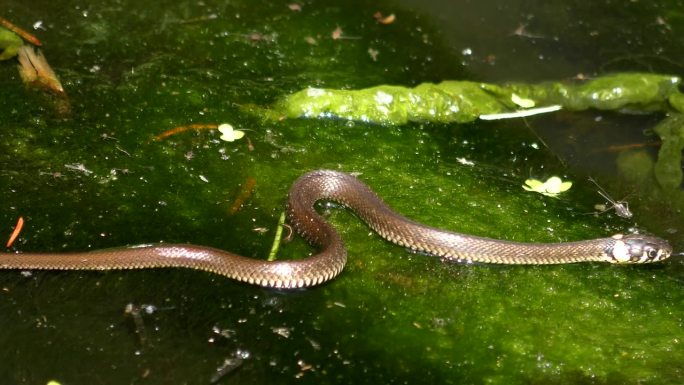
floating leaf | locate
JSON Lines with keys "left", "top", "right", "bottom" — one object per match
{"left": 0, "top": 27, "right": 23, "bottom": 60}
{"left": 523, "top": 177, "right": 572, "bottom": 198}
{"left": 218, "top": 123, "right": 245, "bottom": 142}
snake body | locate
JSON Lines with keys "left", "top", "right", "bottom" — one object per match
{"left": 0, "top": 170, "right": 672, "bottom": 288}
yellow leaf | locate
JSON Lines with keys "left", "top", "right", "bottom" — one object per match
{"left": 522, "top": 177, "right": 572, "bottom": 197}
{"left": 218, "top": 123, "right": 245, "bottom": 142}
{"left": 523, "top": 178, "right": 545, "bottom": 192}
{"left": 511, "top": 93, "right": 536, "bottom": 108}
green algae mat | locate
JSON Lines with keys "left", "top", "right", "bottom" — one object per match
{"left": 1, "top": 0, "right": 683, "bottom": 384}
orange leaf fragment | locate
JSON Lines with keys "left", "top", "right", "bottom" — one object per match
{"left": 331, "top": 26, "right": 343, "bottom": 40}
{"left": 15, "top": 45, "right": 71, "bottom": 116}
{"left": 16, "top": 45, "right": 64, "bottom": 94}
{"left": 6, "top": 216, "right": 24, "bottom": 248}
{"left": 373, "top": 12, "right": 396, "bottom": 25}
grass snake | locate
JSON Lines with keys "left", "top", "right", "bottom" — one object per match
{"left": 0, "top": 170, "right": 672, "bottom": 288}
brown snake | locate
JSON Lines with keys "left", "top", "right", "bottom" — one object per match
{"left": 0, "top": 170, "right": 673, "bottom": 288}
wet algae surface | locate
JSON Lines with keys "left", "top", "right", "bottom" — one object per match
{"left": 1, "top": 0, "right": 683, "bottom": 384}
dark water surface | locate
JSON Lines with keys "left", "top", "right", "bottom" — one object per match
{"left": 1, "top": 0, "right": 683, "bottom": 384}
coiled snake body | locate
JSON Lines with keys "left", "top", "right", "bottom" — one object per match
{"left": 0, "top": 170, "right": 672, "bottom": 288}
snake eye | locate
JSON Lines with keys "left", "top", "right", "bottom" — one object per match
{"left": 648, "top": 247, "right": 662, "bottom": 261}
{"left": 640, "top": 244, "right": 663, "bottom": 262}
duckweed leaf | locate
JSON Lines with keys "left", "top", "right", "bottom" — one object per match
{"left": 523, "top": 177, "right": 572, "bottom": 198}
{"left": 218, "top": 123, "right": 245, "bottom": 142}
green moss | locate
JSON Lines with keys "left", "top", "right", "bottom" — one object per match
{"left": 278, "top": 81, "right": 512, "bottom": 125}
{"left": 669, "top": 91, "right": 684, "bottom": 112}
{"left": 514, "top": 73, "right": 681, "bottom": 111}
{"left": 654, "top": 114, "right": 684, "bottom": 189}
{"left": 275, "top": 73, "right": 683, "bottom": 125}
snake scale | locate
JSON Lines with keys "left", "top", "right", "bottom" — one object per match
{"left": 0, "top": 170, "right": 672, "bottom": 288}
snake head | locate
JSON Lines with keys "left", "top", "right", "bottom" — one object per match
{"left": 607, "top": 234, "right": 672, "bottom": 263}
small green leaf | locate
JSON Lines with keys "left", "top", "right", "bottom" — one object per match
{"left": 0, "top": 27, "right": 23, "bottom": 60}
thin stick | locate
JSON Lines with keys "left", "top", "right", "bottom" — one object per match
{"left": 0, "top": 16, "right": 42, "bottom": 46}
{"left": 152, "top": 123, "right": 218, "bottom": 141}
{"left": 228, "top": 177, "right": 257, "bottom": 214}
{"left": 600, "top": 142, "right": 661, "bottom": 153}
{"left": 267, "top": 212, "right": 286, "bottom": 261}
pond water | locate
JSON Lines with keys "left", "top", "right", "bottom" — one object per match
{"left": 1, "top": 0, "right": 683, "bottom": 384}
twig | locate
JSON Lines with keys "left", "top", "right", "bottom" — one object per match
{"left": 152, "top": 123, "right": 218, "bottom": 141}
{"left": 598, "top": 142, "right": 661, "bottom": 153}
{"left": 228, "top": 177, "right": 257, "bottom": 214}
{"left": 0, "top": 16, "right": 42, "bottom": 46}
